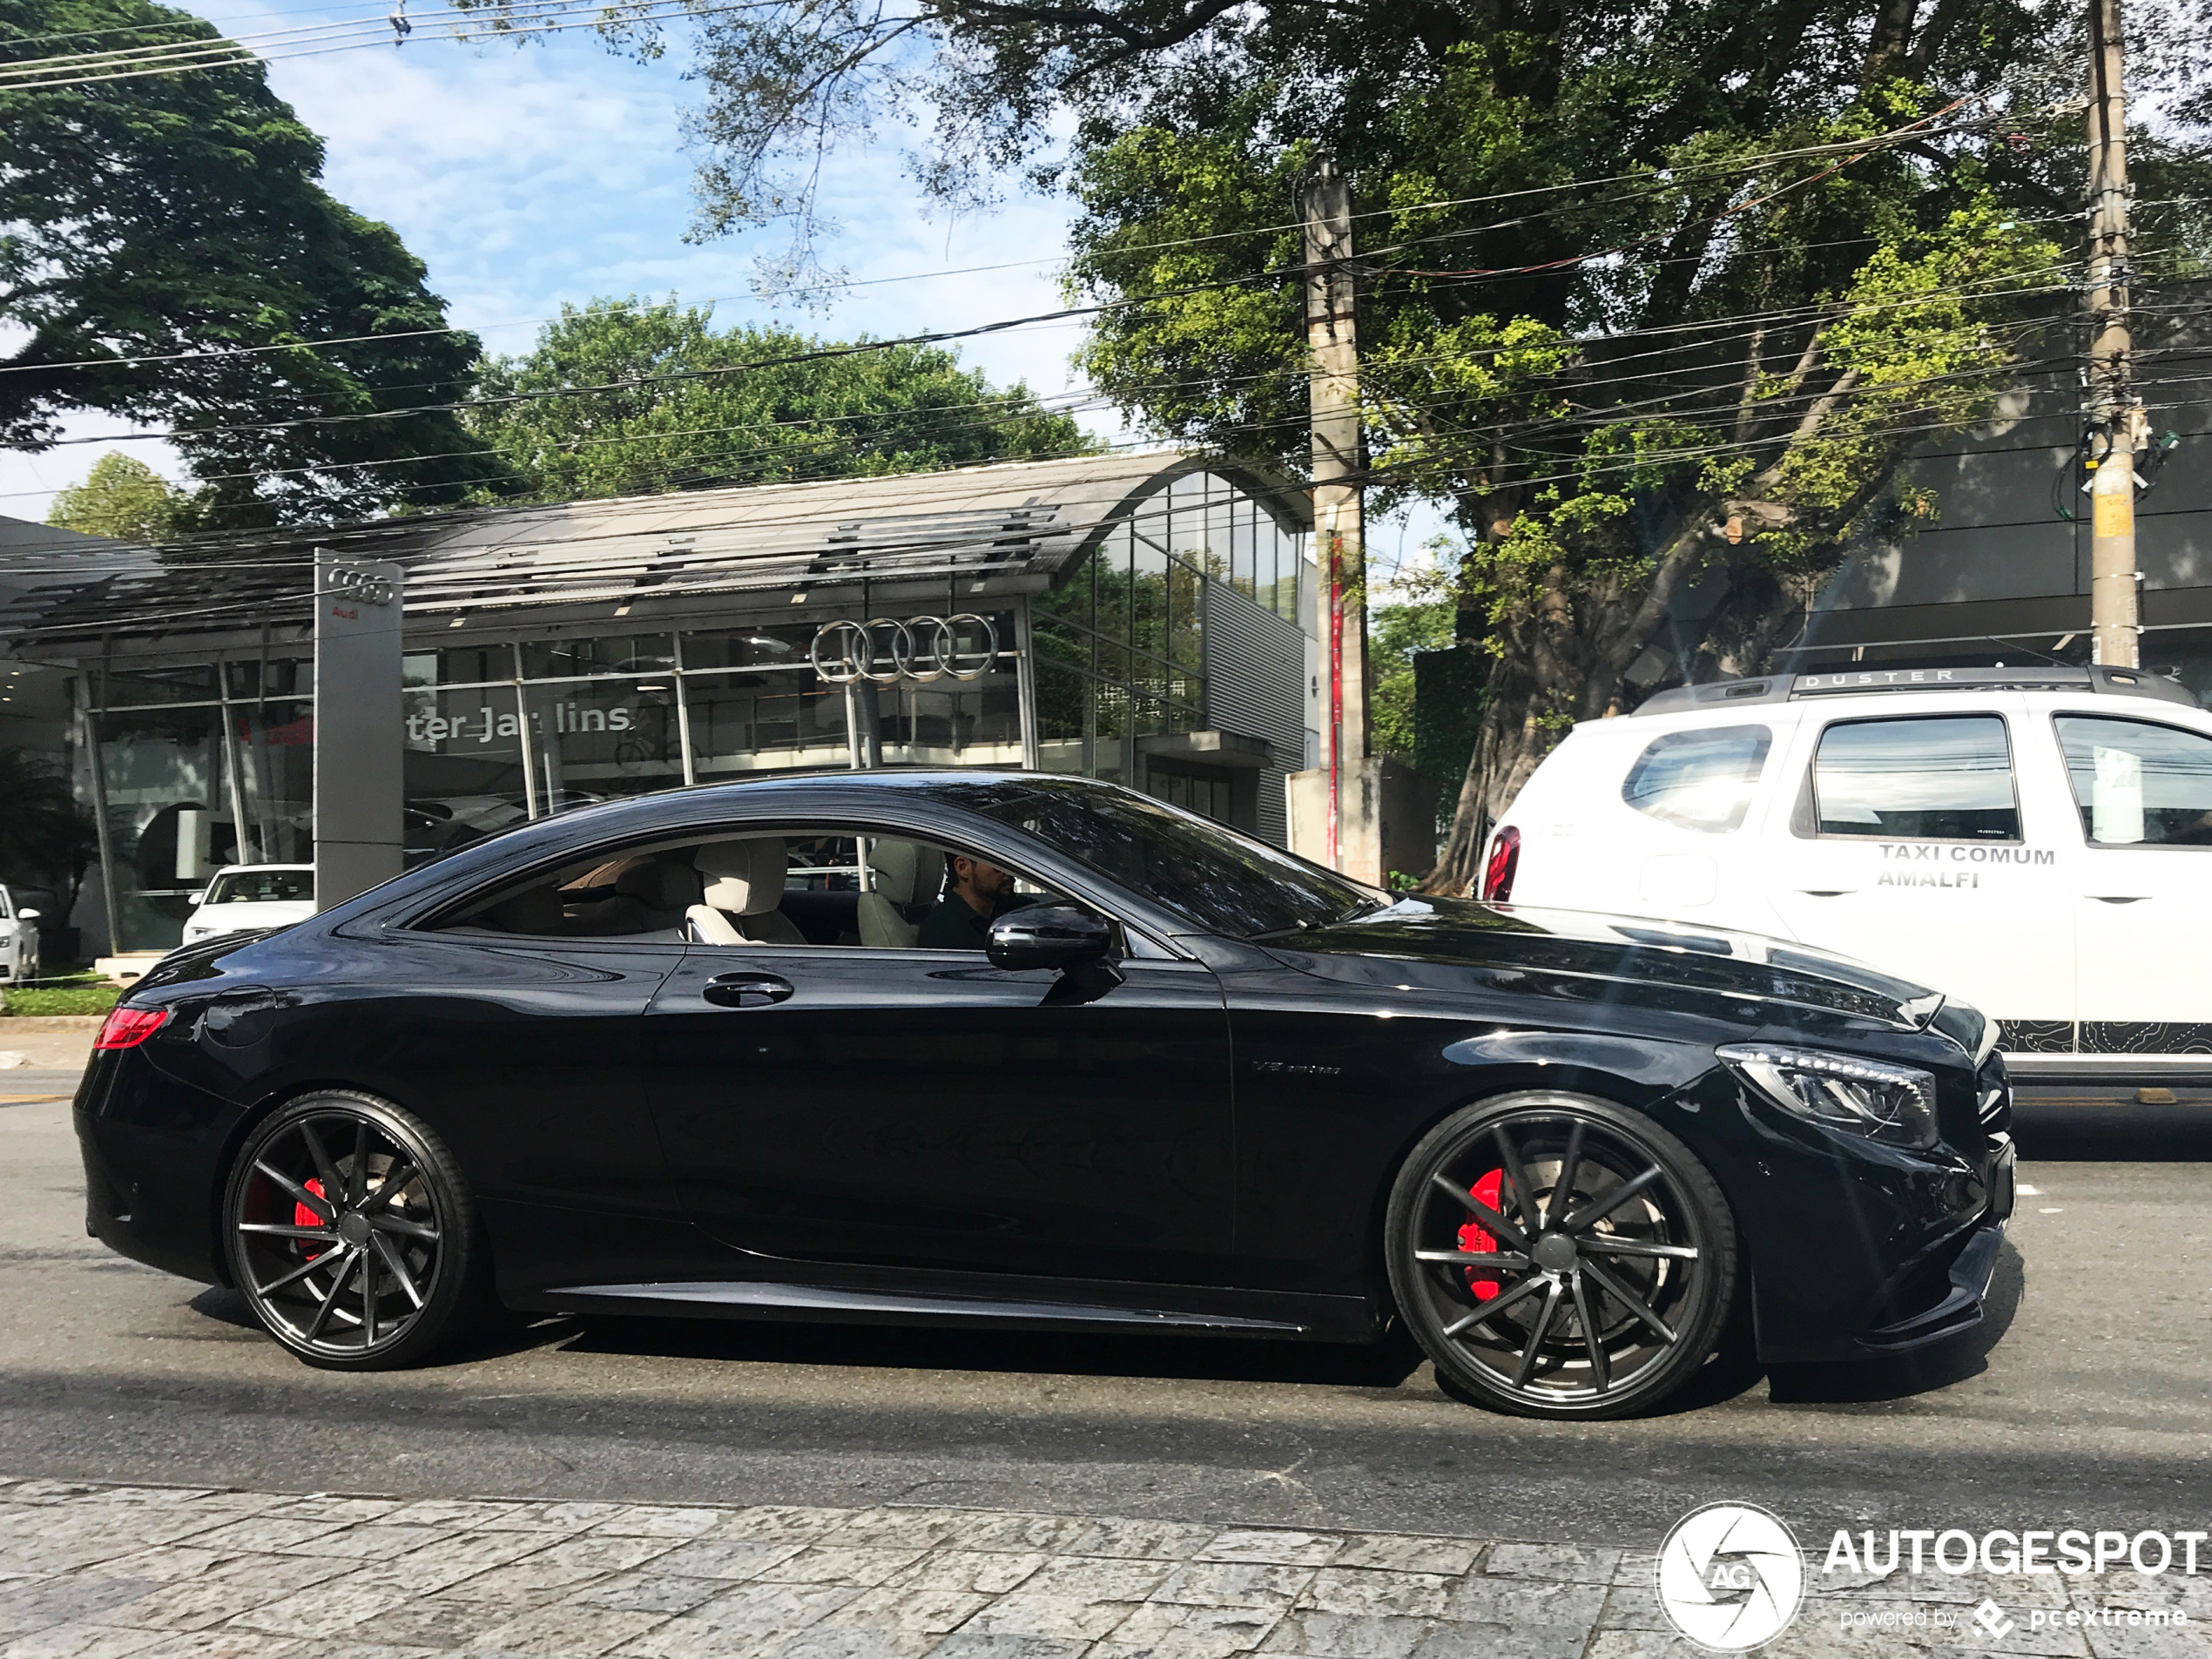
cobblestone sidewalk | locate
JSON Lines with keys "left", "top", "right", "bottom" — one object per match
{"left": 0, "top": 1478, "right": 2204, "bottom": 1659}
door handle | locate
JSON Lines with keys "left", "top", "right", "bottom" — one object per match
{"left": 701, "top": 972, "right": 794, "bottom": 1008}
{"left": 2087, "top": 895, "right": 2151, "bottom": 904}
{"left": 1796, "top": 889, "right": 1857, "bottom": 897}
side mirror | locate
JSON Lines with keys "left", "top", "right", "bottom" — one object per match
{"left": 16, "top": 908, "right": 37, "bottom": 921}
{"left": 987, "top": 902, "right": 1112, "bottom": 972}
{"left": 185, "top": 894, "right": 206, "bottom": 907}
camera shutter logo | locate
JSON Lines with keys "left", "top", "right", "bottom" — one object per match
{"left": 1656, "top": 1503, "right": 1805, "bottom": 1649}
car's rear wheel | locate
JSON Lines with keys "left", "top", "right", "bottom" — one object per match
{"left": 1386, "top": 1092, "right": 1737, "bottom": 1419}
{"left": 222, "top": 1092, "right": 488, "bottom": 1370}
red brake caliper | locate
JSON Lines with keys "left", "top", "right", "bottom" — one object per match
{"left": 1458, "top": 1169, "right": 1505, "bottom": 1300}
{"left": 295, "top": 1177, "right": 328, "bottom": 1258}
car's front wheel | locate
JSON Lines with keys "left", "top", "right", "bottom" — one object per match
{"left": 1386, "top": 1092, "right": 1737, "bottom": 1419}
{"left": 222, "top": 1091, "right": 489, "bottom": 1370}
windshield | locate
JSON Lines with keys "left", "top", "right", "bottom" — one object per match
{"left": 948, "top": 779, "right": 1381, "bottom": 938}
{"left": 206, "top": 869, "right": 315, "bottom": 905}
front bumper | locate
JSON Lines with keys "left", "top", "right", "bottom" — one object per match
{"left": 1672, "top": 1062, "right": 2019, "bottom": 1365}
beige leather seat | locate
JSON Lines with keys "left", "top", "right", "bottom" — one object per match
{"left": 688, "top": 840, "right": 806, "bottom": 945}
{"left": 857, "top": 840, "right": 946, "bottom": 948}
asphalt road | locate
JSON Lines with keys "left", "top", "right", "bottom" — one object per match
{"left": 4, "top": 1087, "right": 2209, "bottom": 1549}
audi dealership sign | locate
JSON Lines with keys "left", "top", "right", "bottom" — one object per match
{"left": 810, "top": 615, "right": 1001, "bottom": 685}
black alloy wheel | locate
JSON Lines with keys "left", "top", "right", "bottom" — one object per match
{"left": 1386, "top": 1093, "right": 1737, "bottom": 1419}
{"left": 222, "top": 1092, "right": 488, "bottom": 1370}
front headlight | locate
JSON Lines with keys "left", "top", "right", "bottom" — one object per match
{"left": 1716, "top": 1043, "right": 1939, "bottom": 1150}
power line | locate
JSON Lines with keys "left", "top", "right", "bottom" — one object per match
{"left": 2, "top": 105, "right": 2013, "bottom": 379}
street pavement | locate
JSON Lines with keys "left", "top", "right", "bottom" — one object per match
{"left": 3, "top": 1476, "right": 2209, "bottom": 1658}
{"left": 3, "top": 1083, "right": 2211, "bottom": 1656}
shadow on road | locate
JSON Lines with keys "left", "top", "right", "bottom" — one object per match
{"left": 2010, "top": 1096, "right": 2212, "bottom": 1160}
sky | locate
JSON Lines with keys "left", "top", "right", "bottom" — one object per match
{"left": 3, "top": 0, "right": 1449, "bottom": 585}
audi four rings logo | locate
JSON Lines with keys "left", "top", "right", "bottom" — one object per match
{"left": 811, "top": 615, "right": 1001, "bottom": 684}
{"left": 1657, "top": 1503, "right": 1806, "bottom": 1649}
{"left": 324, "top": 565, "right": 395, "bottom": 607}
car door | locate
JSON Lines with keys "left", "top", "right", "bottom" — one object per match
{"left": 1760, "top": 699, "right": 2074, "bottom": 1038}
{"left": 644, "top": 826, "right": 1237, "bottom": 1287}
{"left": 2046, "top": 709, "right": 2212, "bottom": 1055}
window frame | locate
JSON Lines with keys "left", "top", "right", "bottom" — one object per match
{"left": 2052, "top": 711, "right": 2212, "bottom": 850}
{"left": 1793, "top": 711, "right": 2027, "bottom": 845}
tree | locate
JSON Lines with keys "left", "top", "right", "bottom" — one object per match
{"left": 45, "top": 452, "right": 186, "bottom": 543}
{"left": 481, "top": 0, "right": 2212, "bottom": 886}
{"left": 2, "top": 0, "right": 511, "bottom": 527}
{"left": 1369, "top": 566, "right": 1455, "bottom": 761}
{"left": 470, "top": 298, "right": 1095, "bottom": 498}
{"left": 0, "top": 747, "right": 98, "bottom": 926}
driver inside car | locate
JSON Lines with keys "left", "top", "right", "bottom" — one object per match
{"left": 915, "top": 852, "right": 1021, "bottom": 950}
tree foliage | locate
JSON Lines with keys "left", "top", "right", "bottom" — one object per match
{"left": 469, "top": 298, "right": 1095, "bottom": 498}
{"left": 1, "top": 0, "right": 509, "bottom": 527}
{"left": 1370, "top": 567, "right": 1456, "bottom": 761}
{"left": 0, "top": 747, "right": 98, "bottom": 923}
{"left": 480, "top": 0, "right": 2212, "bottom": 883}
{"left": 45, "top": 452, "right": 187, "bottom": 543}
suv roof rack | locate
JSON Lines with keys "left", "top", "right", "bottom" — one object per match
{"left": 1632, "top": 664, "right": 2200, "bottom": 716}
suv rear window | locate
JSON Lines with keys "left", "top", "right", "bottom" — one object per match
{"left": 1811, "top": 715, "right": 2020, "bottom": 840}
{"left": 1621, "top": 725, "right": 1772, "bottom": 832}
{"left": 2055, "top": 715, "right": 2212, "bottom": 846}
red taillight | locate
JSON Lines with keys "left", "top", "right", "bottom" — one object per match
{"left": 1480, "top": 826, "right": 1521, "bottom": 902}
{"left": 93, "top": 1006, "right": 170, "bottom": 1050}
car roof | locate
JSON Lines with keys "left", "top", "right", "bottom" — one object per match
{"left": 1632, "top": 664, "right": 2199, "bottom": 716}
{"left": 209, "top": 864, "right": 316, "bottom": 875}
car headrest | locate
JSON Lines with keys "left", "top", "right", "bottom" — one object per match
{"left": 695, "top": 839, "right": 786, "bottom": 917}
{"left": 867, "top": 840, "right": 946, "bottom": 907}
{"left": 617, "top": 860, "right": 699, "bottom": 911}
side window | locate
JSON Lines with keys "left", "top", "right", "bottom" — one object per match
{"left": 2054, "top": 716, "right": 2212, "bottom": 846}
{"left": 435, "top": 847, "right": 707, "bottom": 941}
{"left": 1621, "top": 725, "right": 1772, "bottom": 833}
{"left": 853, "top": 835, "right": 1067, "bottom": 952}
{"left": 1811, "top": 716, "right": 2020, "bottom": 841}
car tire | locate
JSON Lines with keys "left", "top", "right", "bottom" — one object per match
{"left": 1385, "top": 1091, "right": 1737, "bottom": 1420}
{"left": 221, "top": 1090, "right": 492, "bottom": 1371}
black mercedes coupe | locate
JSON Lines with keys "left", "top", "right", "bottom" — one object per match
{"left": 75, "top": 772, "right": 2015, "bottom": 1419}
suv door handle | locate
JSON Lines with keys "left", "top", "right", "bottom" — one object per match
{"left": 2087, "top": 894, "right": 2151, "bottom": 904}
{"left": 701, "top": 972, "right": 794, "bottom": 1008}
{"left": 1796, "top": 889, "right": 1857, "bottom": 897}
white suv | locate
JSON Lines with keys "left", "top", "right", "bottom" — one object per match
{"left": 0, "top": 885, "right": 42, "bottom": 985}
{"left": 1485, "top": 665, "right": 2212, "bottom": 1080}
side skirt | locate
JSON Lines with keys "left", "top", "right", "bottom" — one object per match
{"left": 538, "top": 1279, "right": 1301, "bottom": 1336}
{"left": 520, "top": 1277, "right": 1379, "bottom": 1343}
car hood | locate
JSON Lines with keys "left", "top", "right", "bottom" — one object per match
{"left": 1266, "top": 896, "right": 1959, "bottom": 1034}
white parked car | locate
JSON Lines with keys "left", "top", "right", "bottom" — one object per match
{"left": 0, "top": 884, "right": 43, "bottom": 984}
{"left": 180, "top": 866, "right": 316, "bottom": 945}
{"left": 1485, "top": 664, "right": 2212, "bottom": 1081}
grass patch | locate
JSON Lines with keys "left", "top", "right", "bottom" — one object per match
{"left": 3, "top": 985, "right": 120, "bottom": 1016}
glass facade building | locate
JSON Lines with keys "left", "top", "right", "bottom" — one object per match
{"left": 4, "top": 455, "right": 1317, "bottom": 955}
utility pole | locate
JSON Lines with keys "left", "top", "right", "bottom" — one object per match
{"left": 1303, "top": 156, "right": 1369, "bottom": 870}
{"left": 2087, "top": 0, "right": 2142, "bottom": 667}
